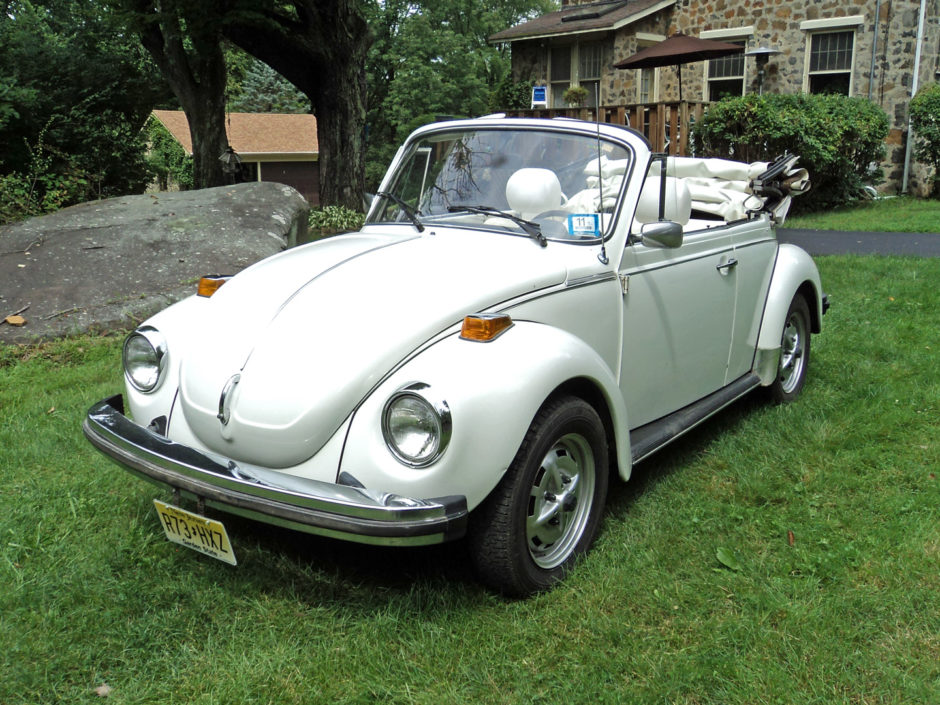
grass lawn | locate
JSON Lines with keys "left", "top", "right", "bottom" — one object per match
{"left": 785, "top": 196, "right": 940, "bottom": 232}
{"left": 2, "top": 255, "right": 938, "bottom": 704}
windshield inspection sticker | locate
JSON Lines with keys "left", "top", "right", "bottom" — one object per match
{"left": 568, "top": 213, "right": 600, "bottom": 238}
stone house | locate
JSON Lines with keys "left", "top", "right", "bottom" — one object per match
{"left": 150, "top": 110, "right": 321, "bottom": 204}
{"left": 490, "top": 0, "right": 940, "bottom": 195}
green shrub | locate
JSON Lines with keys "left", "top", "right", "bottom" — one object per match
{"left": 488, "top": 76, "right": 533, "bottom": 112}
{"left": 562, "top": 85, "right": 589, "bottom": 107}
{"left": 909, "top": 82, "right": 940, "bottom": 197}
{"left": 0, "top": 127, "right": 91, "bottom": 225}
{"left": 308, "top": 204, "right": 365, "bottom": 235}
{"left": 145, "top": 117, "right": 194, "bottom": 191}
{"left": 691, "top": 93, "right": 889, "bottom": 212}
{"left": 0, "top": 172, "right": 35, "bottom": 224}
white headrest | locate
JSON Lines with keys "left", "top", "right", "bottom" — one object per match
{"left": 634, "top": 176, "right": 691, "bottom": 226}
{"left": 506, "top": 168, "right": 562, "bottom": 220}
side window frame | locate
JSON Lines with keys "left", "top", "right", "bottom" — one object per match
{"left": 799, "top": 15, "right": 865, "bottom": 96}
{"left": 700, "top": 27, "right": 754, "bottom": 101}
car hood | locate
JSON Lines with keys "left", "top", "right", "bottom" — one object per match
{"left": 178, "top": 228, "right": 567, "bottom": 468}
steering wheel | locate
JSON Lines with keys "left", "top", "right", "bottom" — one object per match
{"left": 531, "top": 210, "right": 574, "bottom": 239}
{"left": 532, "top": 209, "right": 571, "bottom": 222}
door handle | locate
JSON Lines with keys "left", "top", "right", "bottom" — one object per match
{"left": 716, "top": 257, "right": 738, "bottom": 273}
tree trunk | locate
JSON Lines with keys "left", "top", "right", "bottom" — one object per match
{"left": 313, "top": 14, "right": 368, "bottom": 208}
{"left": 224, "top": 1, "right": 370, "bottom": 209}
{"left": 133, "top": 0, "right": 230, "bottom": 190}
{"left": 175, "top": 68, "right": 229, "bottom": 189}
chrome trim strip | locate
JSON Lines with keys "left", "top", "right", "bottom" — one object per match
{"left": 622, "top": 246, "right": 736, "bottom": 276}
{"left": 217, "top": 373, "right": 240, "bottom": 424}
{"left": 565, "top": 272, "right": 619, "bottom": 289}
{"left": 83, "top": 396, "right": 467, "bottom": 546}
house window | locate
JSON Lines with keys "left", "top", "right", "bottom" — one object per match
{"left": 807, "top": 31, "right": 854, "bottom": 94}
{"left": 638, "top": 67, "right": 656, "bottom": 103}
{"left": 579, "top": 42, "right": 603, "bottom": 107}
{"left": 550, "top": 41, "right": 606, "bottom": 107}
{"left": 550, "top": 46, "right": 572, "bottom": 108}
{"left": 707, "top": 41, "right": 746, "bottom": 101}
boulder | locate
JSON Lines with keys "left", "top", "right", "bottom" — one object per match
{"left": 0, "top": 182, "right": 308, "bottom": 344}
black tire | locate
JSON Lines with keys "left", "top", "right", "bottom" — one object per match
{"left": 768, "top": 294, "right": 812, "bottom": 403}
{"left": 468, "top": 396, "right": 609, "bottom": 597}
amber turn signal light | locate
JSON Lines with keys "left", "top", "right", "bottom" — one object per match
{"left": 460, "top": 313, "right": 513, "bottom": 342}
{"left": 197, "top": 275, "right": 230, "bottom": 298}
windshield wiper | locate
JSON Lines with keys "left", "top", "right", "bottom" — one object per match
{"left": 377, "top": 191, "right": 424, "bottom": 232}
{"left": 447, "top": 205, "right": 547, "bottom": 248}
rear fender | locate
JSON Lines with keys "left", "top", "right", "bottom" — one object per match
{"left": 755, "top": 243, "right": 823, "bottom": 385}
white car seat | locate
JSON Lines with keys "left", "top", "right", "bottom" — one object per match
{"left": 633, "top": 176, "right": 692, "bottom": 229}
{"left": 505, "top": 168, "right": 563, "bottom": 220}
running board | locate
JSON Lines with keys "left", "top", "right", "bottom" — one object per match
{"left": 629, "top": 373, "right": 762, "bottom": 464}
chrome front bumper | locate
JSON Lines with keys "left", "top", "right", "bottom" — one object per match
{"left": 83, "top": 396, "right": 468, "bottom": 546}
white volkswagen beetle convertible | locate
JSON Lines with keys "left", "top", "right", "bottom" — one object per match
{"left": 85, "top": 116, "right": 828, "bottom": 596}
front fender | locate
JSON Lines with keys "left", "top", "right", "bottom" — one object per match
{"left": 755, "top": 243, "right": 824, "bottom": 384}
{"left": 339, "top": 321, "right": 630, "bottom": 512}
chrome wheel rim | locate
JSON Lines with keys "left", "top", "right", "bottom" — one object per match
{"left": 778, "top": 310, "right": 807, "bottom": 394}
{"left": 526, "top": 432, "right": 596, "bottom": 569}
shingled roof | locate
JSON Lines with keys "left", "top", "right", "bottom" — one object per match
{"left": 489, "top": 0, "right": 672, "bottom": 43}
{"left": 151, "top": 110, "right": 318, "bottom": 158}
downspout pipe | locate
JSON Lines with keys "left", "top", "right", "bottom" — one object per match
{"left": 902, "top": 0, "right": 928, "bottom": 194}
{"left": 868, "top": 0, "right": 881, "bottom": 100}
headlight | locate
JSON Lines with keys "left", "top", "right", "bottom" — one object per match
{"left": 123, "top": 326, "right": 168, "bottom": 393}
{"left": 382, "top": 383, "right": 451, "bottom": 468}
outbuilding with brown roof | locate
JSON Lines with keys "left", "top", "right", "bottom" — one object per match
{"left": 150, "top": 110, "right": 321, "bottom": 205}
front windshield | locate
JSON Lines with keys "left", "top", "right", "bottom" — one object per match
{"left": 368, "top": 127, "right": 632, "bottom": 242}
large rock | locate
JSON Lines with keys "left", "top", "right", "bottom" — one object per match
{"left": 0, "top": 182, "right": 308, "bottom": 344}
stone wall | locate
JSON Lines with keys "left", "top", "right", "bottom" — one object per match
{"left": 673, "top": 0, "right": 940, "bottom": 195}
{"left": 607, "top": 14, "right": 674, "bottom": 104}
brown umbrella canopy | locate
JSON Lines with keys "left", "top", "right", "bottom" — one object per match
{"left": 614, "top": 33, "right": 744, "bottom": 100}
{"left": 614, "top": 32, "right": 744, "bottom": 69}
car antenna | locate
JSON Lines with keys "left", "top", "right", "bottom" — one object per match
{"left": 594, "top": 84, "right": 609, "bottom": 265}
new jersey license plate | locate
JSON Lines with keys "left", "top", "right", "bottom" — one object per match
{"left": 153, "top": 499, "right": 237, "bottom": 565}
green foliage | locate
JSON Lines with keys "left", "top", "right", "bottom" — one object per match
{"left": 488, "top": 74, "right": 533, "bottom": 112}
{"left": 562, "top": 84, "right": 589, "bottom": 107}
{"left": 909, "top": 82, "right": 940, "bottom": 197}
{"left": 363, "top": 0, "right": 556, "bottom": 190}
{"left": 0, "top": 0, "right": 166, "bottom": 217}
{"left": 226, "top": 49, "right": 310, "bottom": 114}
{"left": 308, "top": 204, "right": 365, "bottom": 234}
{"left": 145, "top": 116, "right": 194, "bottom": 191}
{"left": 375, "top": 13, "right": 492, "bottom": 133}
{"left": 367, "top": 111, "right": 470, "bottom": 188}
{"left": 691, "top": 93, "right": 889, "bottom": 212}
{"left": 0, "top": 122, "right": 96, "bottom": 225}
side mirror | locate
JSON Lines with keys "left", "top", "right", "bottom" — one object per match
{"left": 639, "top": 220, "right": 683, "bottom": 249}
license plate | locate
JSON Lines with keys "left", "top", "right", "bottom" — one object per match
{"left": 153, "top": 499, "right": 237, "bottom": 565}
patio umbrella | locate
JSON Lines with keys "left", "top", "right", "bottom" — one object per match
{"left": 614, "top": 32, "right": 744, "bottom": 101}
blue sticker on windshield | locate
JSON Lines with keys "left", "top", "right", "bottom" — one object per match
{"left": 568, "top": 213, "right": 600, "bottom": 238}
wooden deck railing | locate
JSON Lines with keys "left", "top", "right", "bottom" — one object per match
{"left": 504, "top": 101, "right": 708, "bottom": 156}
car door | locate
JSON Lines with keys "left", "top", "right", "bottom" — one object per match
{"left": 618, "top": 228, "right": 737, "bottom": 429}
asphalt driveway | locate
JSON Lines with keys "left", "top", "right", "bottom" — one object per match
{"left": 777, "top": 228, "right": 940, "bottom": 257}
